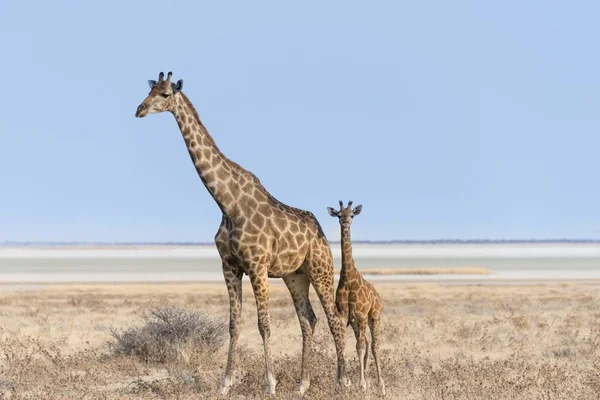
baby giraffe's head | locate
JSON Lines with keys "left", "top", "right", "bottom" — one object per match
{"left": 328, "top": 200, "right": 362, "bottom": 229}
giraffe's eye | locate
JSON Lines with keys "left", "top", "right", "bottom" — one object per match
{"left": 160, "top": 93, "right": 170, "bottom": 98}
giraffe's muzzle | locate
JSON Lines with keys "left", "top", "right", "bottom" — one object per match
{"left": 135, "top": 103, "right": 147, "bottom": 118}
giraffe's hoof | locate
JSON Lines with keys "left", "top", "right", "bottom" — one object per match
{"left": 219, "top": 385, "right": 230, "bottom": 396}
{"left": 379, "top": 381, "right": 386, "bottom": 397}
{"left": 219, "top": 376, "right": 233, "bottom": 396}
{"left": 338, "top": 376, "right": 351, "bottom": 388}
{"left": 297, "top": 379, "right": 310, "bottom": 396}
{"left": 265, "top": 374, "right": 277, "bottom": 396}
{"left": 360, "top": 380, "right": 367, "bottom": 391}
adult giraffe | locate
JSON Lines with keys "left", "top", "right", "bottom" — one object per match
{"left": 135, "top": 72, "right": 348, "bottom": 395}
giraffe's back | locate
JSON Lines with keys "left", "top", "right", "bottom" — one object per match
{"left": 219, "top": 197, "right": 330, "bottom": 278}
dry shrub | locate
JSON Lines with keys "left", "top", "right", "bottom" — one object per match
{"left": 108, "top": 306, "right": 227, "bottom": 364}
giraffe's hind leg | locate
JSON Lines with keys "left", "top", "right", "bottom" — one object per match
{"left": 306, "top": 245, "right": 349, "bottom": 387}
{"left": 283, "top": 269, "right": 317, "bottom": 395}
{"left": 364, "top": 334, "right": 370, "bottom": 373}
{"left": 247, "top": 265, "right": 277, "bottom": 395}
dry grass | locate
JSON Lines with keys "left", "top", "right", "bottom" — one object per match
{"left": 334, "top": 267, "right": 493, "bottom": 275}
{"left": 0, "top": 281, "right": 599, "bottom": 399}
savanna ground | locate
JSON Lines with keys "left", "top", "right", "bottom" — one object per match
{"left": 1, "top": 281, "right": 599, "bottom": 399}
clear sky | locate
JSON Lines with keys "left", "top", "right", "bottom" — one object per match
{"left": 1, "top": 1, "right": 599, "bottom": 242}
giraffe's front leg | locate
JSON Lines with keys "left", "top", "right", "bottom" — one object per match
{"left": 248, "top": 266, "right": 277, "bottom": 395}
{"left": 356, "top": 321, "right": 368, "bottom": 392}
{"left": 219, "top": 260, "right": 243, "bottom": 396}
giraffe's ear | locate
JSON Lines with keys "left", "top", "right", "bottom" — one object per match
{"left": 352, "top": 205, "right": 362, "bottom": 216}
{"left": 171, "top": 79, "right": 183, "bottom": 93}
{"left": 148, "top": 80, "right": 158, "bottom": 89}
{"left": 327, "top": 207, "right": 339, "bottom": 217}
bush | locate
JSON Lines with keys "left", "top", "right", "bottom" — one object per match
{"left": 108, "top": 306, "right": 227, "bottom": 364}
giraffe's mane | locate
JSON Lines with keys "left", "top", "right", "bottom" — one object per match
{"left": 178, "top": 92, "right": 217, "bottom": 147}
{"left": 179, "top": 92, "right": 261, "bottom": 179}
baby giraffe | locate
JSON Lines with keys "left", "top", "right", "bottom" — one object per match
{"left": 328, "top": 201, "right": 385, "bottom": 395}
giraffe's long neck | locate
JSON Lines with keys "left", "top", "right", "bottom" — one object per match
{"left": 171, "top": 93, "right": 254, "bottom": 218}
{"left": 340, "top": 224, "right": 358, "bottom": 281}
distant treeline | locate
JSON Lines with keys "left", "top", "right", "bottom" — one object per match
{"left": 3, "top": 239, "right": 600, "bottom": 247}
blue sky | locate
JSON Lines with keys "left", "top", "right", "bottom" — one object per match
{"left": 1, "top": 1, "right": 599, "bottom": 242}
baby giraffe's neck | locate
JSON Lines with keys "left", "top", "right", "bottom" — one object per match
{"left": 340, "top": 224, "right": 358, "bottom": 281}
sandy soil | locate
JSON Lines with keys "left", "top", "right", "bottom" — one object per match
{"left": 1, "top": 281, "right": 599, "bottom": 399}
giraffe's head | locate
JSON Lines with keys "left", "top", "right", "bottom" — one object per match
{"left": 135, "top": 71, "right": 184, "bottom": 118}
{"left": 327, "top": 200, "right": 362, "bottom": 228}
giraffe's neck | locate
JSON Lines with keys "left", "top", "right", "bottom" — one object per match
{"left": 340, "top": 224, "right": 358, "bottom": 281}
{"left": 171, "top": 93, "right": 257, "bottom": 218}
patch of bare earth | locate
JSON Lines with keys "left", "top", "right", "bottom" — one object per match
{"left": 1, "top": 282, "right": 599, "bottom": 399}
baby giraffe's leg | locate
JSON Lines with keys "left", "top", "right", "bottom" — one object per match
{"left": 356, "top": 319, "right": 368, "bottom": 392}
{"left": 350, "top": 319, "right": 360, "bottom": 382}
{"left": 369, "top": 314, "right": 385, "bottom": 396}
